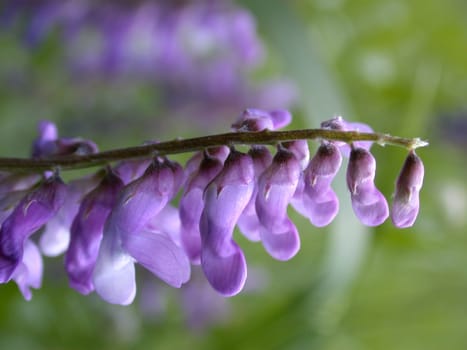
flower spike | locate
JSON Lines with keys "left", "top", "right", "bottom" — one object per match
{"left": 0, "top": 111, "right": 427, "bottom": 301}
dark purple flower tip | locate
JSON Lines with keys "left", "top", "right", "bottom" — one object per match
{"left": 306, "top": 142, "right": 342, "bottom": 186}
{"left": 0, "top": 176, "right": 66, "bottom": 283}
{"left": 346, "top": 147, "right": 376, "bottom": 195}
{"left": 260, "top": 218, "right": 300, "bottom": 261}
{"left": 66, "top": 171, "right": 124, "bottom": 295}
{"left": 391, "top": 151, "right": 424, "bottom": 228}
{"left": 11, "top": 240, "right": 43, "bottom": 301}
{"left": 180, "top": 152, "right": 225, "bottom": 263}
{"left": 231, "top": 108, "right": 291, "bottom": 132}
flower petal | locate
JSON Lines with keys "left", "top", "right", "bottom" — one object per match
{"left": 11, "top": 240, "right": 43, "bottom": 301}
{"left": 122, "top": 230, "right": 190, "bottom": 288}
{"left": 260, "top": 218, "right": 300, "bottom": 261}
{"left": 201, "top": 239, "right": 247, "bottom": 296}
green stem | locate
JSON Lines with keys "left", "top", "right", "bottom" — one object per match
{"left": 0, "top": 129, "right": 428, "bottom": 172}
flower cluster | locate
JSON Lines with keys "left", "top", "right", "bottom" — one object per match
{"left": 0, "top": 110, "right": 425, "bottom": 303}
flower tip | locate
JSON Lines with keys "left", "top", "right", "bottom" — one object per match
{"left": 411, "top": 138, "right": 429, "bottom": 149}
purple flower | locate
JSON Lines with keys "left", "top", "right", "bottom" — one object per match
{"left": 65, "top": 170, "right": 124, "bottom": 295}
{"left": 180, "top": 149, "right": 228, "bottom": 264}
{"left": 32, "top": 120, "right": 98, "bottom": 158}
{"left": 347, "top": 148, "right": 389, "bottom": 226}
{"left": 232, "top": 108, "right": 292, "bottom": 132}
{"left": 293, "top": 142, "right": 342, "bottom": 227}
{"left": 255, "top": 147, "right": 301, "bottom": 260}
{"left": 391, "top": 151, "right": 424, "bottom": 228}
{"left": 321, "top": 116, "right": 374, "bottom": 157}
{"left": 200, "top": 150, "right": 254, "bottom": 296}
{"left": 0, "top": 176, "right": 66, "bottom": 283}
{"left": 92, "top": 159, "right": 190, "bottom": 305}
{"left": 237, "top": 146, "right": 273, "bottom": 242}
{"left": 5, "top": 1, "right": 296, "bottom": 123}
{"left": 39, "top": 173, "right": 101, "bottom": 257}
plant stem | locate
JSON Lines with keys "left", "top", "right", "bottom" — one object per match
{"left": 0, "top": 129, "right": 428, "bottom": 173}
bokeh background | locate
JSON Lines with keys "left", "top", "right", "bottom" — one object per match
{"left": 1, "top": 0, "right": 466, "bottom": 349}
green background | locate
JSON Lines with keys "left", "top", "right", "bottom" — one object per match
{"left": 0, "top": 1, "right": 466, "bottom": 349}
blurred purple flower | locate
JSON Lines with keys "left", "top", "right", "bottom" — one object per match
{"left": 2, "top": 1, "right": 296, "bottom": 122}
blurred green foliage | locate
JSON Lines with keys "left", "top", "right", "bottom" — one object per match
{"left": 1, "top": 0, "right": 466, "bottom": 349}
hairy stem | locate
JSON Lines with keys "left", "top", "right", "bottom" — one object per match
{"left": 0, "top": 129, "right": 428, "bottom": 172}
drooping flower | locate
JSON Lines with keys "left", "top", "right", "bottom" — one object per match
{"left": 346, "top": 147, "right": 389, "bottom": 226}
{"left": 200, "top": 149, "right": 254, "bottom": 296}
{"left": 92, "top": 159, "right": 190, "bottom": 305}
{"left": 293, "top": 142, "right": 342, "bottom": 227}
{"left": 0, "top": 175, "right": 66, "bottom": 283}
{"left": 180, "top": 147, "right": 229, "bottom": 264}
{"left": 237, "top": 146, "right": 273, "bottom": 242}
{"left": 391, "top": 150, "right": 424, "bottom": 228}
{"left": 255, "top": 146, "right": 301, "bottom": 260}
{"left": 65, "top": 170, "right": 124, "bottom": 295}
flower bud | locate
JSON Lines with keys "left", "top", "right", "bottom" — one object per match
{"left": 391, "top": 151, "right": 424, "bottom": 228}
